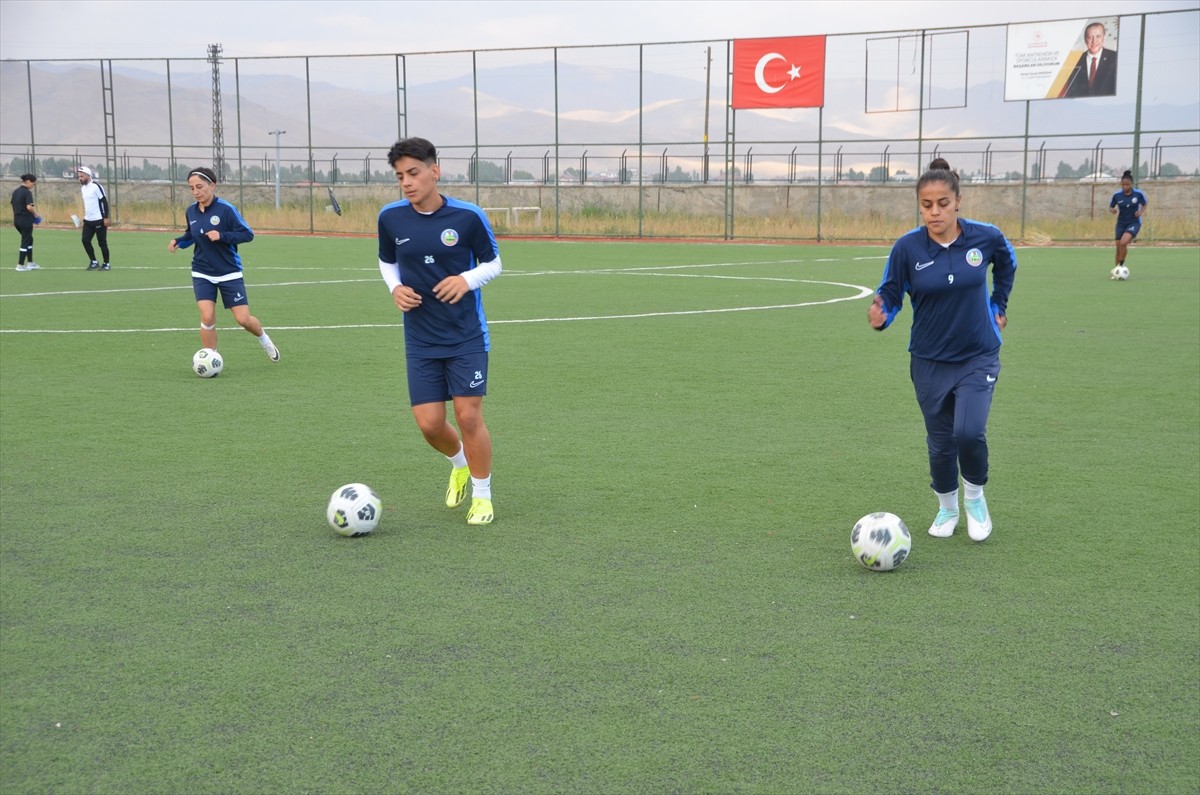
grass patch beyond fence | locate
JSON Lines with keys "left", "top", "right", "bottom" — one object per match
{"left": 11, "top": 189, "right": 1199, "bottom": 243}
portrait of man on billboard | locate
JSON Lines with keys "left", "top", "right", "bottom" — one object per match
{"left": 1063, "top": 20, "right": 1118, "bottom": 97}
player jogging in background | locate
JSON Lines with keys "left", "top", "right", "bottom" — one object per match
{"left": 868, "top": 159, "right": 1017, "bottom": 543}
{"left": 377, "top": 137, "right": 502, "bottom": 526}
{"left": 1109, "top": 170, "right": 1147, "bottom": 276}
{"left": 167, "top": 167, "right": 280, "bottom": 364}
{"left": 77, "top": 166, "right": 111, "bottom": 270}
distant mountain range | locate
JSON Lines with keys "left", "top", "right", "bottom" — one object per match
{"left": 3, "top": 59, "right": 1195, "bottom": 179}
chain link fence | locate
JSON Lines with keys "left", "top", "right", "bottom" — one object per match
{"left": 2, "top": 8, "right": 1197, "bottom": 242}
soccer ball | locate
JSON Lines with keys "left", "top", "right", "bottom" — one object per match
{"left": 326, "top": 483, "right": 382, "bottom": 537}
{"left": 192, "top": 347, "right": 224, "bottom": 378}
{"left": 1110, "top": 265, "right": 1130, "bottom": 281}
{"left": 851, "top": 512, "right": 912, "bottom": 571}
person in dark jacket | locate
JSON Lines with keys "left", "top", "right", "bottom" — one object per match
{"left": 10, "top": 174, "right": 40, "bottom": 271}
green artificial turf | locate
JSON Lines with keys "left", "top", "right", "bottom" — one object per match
{"left": 1, "top": 228, "right": 1197, "bottom": 794}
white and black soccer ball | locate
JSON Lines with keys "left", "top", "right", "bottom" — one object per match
{"left": 1110, "top": 265, "right": 1130, "bottom": 281}
{"left": 851, "top": 512, "right": 912, "bottom": 571}
{"left": 192, "top": 347, "right": 224, "bottom": 378}
{"left": 327, "top": 483, "right": 382, "bottom": 537}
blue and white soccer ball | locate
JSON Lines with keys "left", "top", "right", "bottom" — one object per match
{"left": 327, "top": 483, "right": 382, "bottom": 537}
{"left": 192, "top": 347, "right": 223, "bottom": 378}
{"left": 851, "top": 512, "right": 911, "bottom": 571}
{"left": 1110, "top": 265, "right": 1130, "bottom": 281}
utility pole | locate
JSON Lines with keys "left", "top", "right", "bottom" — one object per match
{"left": 269, "top": 129, "right": 286, "bottom": 208}
{"left": 703, "top": 46, "right": 712, "bottom": 184}
{"left": 208, "top": 44, "right": 225, "bottom": 180}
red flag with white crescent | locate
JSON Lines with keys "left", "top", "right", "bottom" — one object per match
{"left": 732, "top": 36, "right": 827, "bottom": 109}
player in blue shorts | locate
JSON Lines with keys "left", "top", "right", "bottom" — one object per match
{"left": 377, "top": 138, "right": 503, "bottom": 526}
{"left": 868, "top": 159, "right": 1017, "bottom": 542}
{"left": 168, "top": 167, "right": 279, "bottom": 363}
{"left": 1109, "top": 170, "right": 1147, "bottom": 276}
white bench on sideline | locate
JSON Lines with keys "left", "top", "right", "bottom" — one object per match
{"left": 512, "top": 206, "right": 542, "bottom": 227}
{"left": 483, "top": 207, "right": 511, "bottom": 225}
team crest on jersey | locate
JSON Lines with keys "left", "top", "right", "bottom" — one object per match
{"left": 966, "top": 248, "right": 983, "bottom": 267}
{"left": 440, "top": 229, "right": 459, "bottom": 246}
{"left": 209, "top": 215, "right": 221, "bottom": 226}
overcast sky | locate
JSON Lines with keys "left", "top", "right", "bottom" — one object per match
{"left": 2, "top": 0, "right": 1197, "bottom": 61}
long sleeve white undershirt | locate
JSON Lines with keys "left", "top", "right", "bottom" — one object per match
{"left": 378, "top": 256, "right": 502, "bottom": 292}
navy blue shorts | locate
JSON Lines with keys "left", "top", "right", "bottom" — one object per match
{"left": 193, "top": 277, "right": 249, "bottom": 309}
{"left": 1115, "top": 221, "right": 1141, "bottom": 240}
{"left": 406, "top": 350, "right": 489, "bottom": 406}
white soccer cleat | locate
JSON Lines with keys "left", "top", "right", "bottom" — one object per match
{"left": 928, "top": 507, "right": 959, "bottom": 538}
{"left": 965, "top": 496, "right": 992, "bottom": 541}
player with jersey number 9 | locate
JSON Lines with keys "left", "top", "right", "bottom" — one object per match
{"left": 867, "top": 159, "right": 1017, "bottom": 544}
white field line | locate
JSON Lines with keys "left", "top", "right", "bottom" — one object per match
{"left": 0, "top": 259, "right": 878, "bottom": 333}
{"left": 0, "top": 278, "right": 376, "bottom": 299}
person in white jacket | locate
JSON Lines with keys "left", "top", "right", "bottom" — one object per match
{"left": 78, "top": 166, "right": 111, "bottom": 270}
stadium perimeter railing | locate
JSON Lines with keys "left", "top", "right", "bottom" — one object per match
{"left": 1, "top": 8, "right": 1197, "bottom": 243}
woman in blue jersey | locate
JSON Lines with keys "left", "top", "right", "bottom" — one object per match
{"left": 377, "top": 138, "right": 502, "bottom": 526}
{"left": 168, "top": 167, "right": 279, "bottom": 364}
{"left": 867, "top": 160, "right": 1017, "bottom": 542}
{"left": 1109, "top": 170, "right": 1147, "bottom": 276}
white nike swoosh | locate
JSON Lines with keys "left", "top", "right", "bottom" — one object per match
{"left": 396, "top": 238, "right": 411, "bottom": 245}
{"left": 986, "top": 375, "right": 997, "bottom": 382}
{"left": 469, "top": 380, "right": 484, "bottom": 388}
{"left": 915, "top": 260, "right": 934, "bottom": 270}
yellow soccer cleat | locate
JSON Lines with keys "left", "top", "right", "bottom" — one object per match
{"left": 466, "top": 497, "right": 494, "bottom": 526}
{"left": 446, "top": 466, "right": 470, "bottom": 508}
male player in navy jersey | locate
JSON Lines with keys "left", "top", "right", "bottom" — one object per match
{"left": 378, "top": 138, "right": 502, "bottom": 526}
{"left": 1109, "top": 170, "right": 1147, "bottom": 276}
{"left": 868, "top": 161, "right": 1017, "bottom": 542}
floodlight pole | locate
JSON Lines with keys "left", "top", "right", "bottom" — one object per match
{"left": 269, "top": 129, "right": 286, "bottom": 208}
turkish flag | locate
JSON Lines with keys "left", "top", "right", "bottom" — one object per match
{"left": 732, "top": 36, "right": 826, "bottom": 109}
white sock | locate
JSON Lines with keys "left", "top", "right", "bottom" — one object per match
{"left": 258, "top": 332, "right": 273, "bottom": 348}
{"left": 936, "top": 489, "right": 959, "bottom": 512}
{"left": 471, "top": 475, "right": 492, "bottom": 500}
{"left": 963, "top": 480, "right": 984, "bottom": 501}
{"left": 446, "top": 446, "right": 468, "bottom": 469}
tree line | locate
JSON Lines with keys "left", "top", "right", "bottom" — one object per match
{"left": 5, "top": 155, "right": 1191, "bottom": 184}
